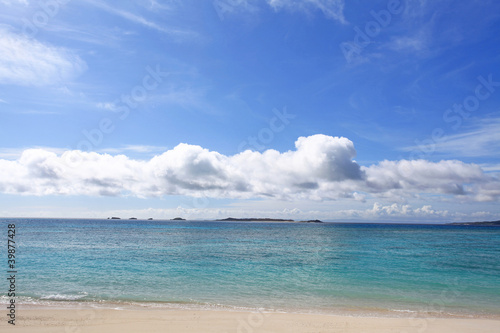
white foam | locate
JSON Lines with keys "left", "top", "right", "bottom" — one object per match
{"left": 40, "top": 293, "right": 88, "bottom": 301}
{"left": 391, "top": 309, "right": 418, "bottom": 313}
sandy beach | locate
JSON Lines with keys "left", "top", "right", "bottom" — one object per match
{"left": 2, "top": 308, "right": 499, "bottom": 333}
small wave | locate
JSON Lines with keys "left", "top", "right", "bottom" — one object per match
{"left": 0, "top": 295, "right": 35, "bottom": 303}
{"left": 391, "top": 309, "right": 418, "bottom": 313}
{"left": 40, "top": 293, "right": 88, "bottom": 301}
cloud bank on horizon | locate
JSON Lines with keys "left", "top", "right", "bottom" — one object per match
{"left": 1, "top": 135, "right": 497, "bottom": 204}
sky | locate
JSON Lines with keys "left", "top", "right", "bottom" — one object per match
{"left": 0, "top": 0, "right": 499, "bottom": 222}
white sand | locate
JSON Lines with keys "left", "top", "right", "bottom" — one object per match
{"left": 2, "top": 307, "right": 499, "bottom": 333}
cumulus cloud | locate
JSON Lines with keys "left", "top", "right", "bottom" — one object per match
{"left": 0, "top": 135, "right": 499, "bottom": 202}
{"left": 16, "top": 202, "right": 491, "bottom": 222}
{"left": 0, "top": 27, "right": 87, "bottom": 86}
{"left": 326, "top": 202, "right": 453, "bottom": 221}
{"left": 364, "top": 159, "right": 486, "bottom": 196}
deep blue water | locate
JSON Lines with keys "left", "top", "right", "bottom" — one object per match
{"left": 2, "top": 219, "right": 499, "bottom": 317}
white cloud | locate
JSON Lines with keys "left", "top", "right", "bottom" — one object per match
{"left": 0, "top": 0, "right": 28, "bottom": 5}
{"left": 0, "top": 27, "right": 87, "bottom": 86}
{"left": 387, "top": 35, "right": 427, "bottom": 52}
{"left": 0, "top": 148, "right": 26, "bottom": 160}
{"left": 100, "top": 203, "right": 448, "bottom": 221}
{"left": 403, "top": 117, "right": 500, "bottom": 158}
{"left": 364, "top": 159, "right": 486, "bottom": 196}
{"left": 333, "top": 202, "right": 452, "bottom": 221}
{"left": 100, "top": 145, "right": 169, "bottom": 155}
{"left": 0, "top": 147, "right": 66, "bottom": 160}
{"left": 434, "top": 118, "right": 500, "bottom": 157}
{"left": 17, "top": 109, "right": 60, "bottom": 115}
{"left": 96, "top": 102, "right": 118, "bottom": 111}
{"left": 0, "top": 135, "right": 499, "bottom": 203}
{"left": 86, "top": 0, "right": 197, "bottom": 39}
{"left": 145, "top": 0, "right": 176, "bottom": 12}
{"left": 267, "top": 0, "right": 346, "bottom": 23}
{"left": 479, "top": 163, "right": 500, "bottom": 173}
{"left": 8, "top": 202, "right": 493, "bottom": 222}
{"left": 217, "top": 0, "right": 346, "bottom": 22}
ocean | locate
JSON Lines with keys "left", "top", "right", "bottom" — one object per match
{"left": 2, "top": 218, "right": 499, "bottom": 318}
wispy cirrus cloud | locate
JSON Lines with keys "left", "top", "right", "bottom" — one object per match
{"left": 214, "top": 0, "right": 346, "bottom": 23}
{"left": 97, "top": 84, "right": 213, "bottom": 115}
{"left": 403, "top": 117, "right": 500, "bottom": 158}
{"left": 386, "top": 34, "right": 427, "bottom": 52}
{"left": 267, "top": 0, "right": 346, "bottom": 23}
{"left": 96, "top": 102, "right": 118, "bottom": 111}
{"left": 0, "top": 27, "right": 87, "bottom": 86}
{"left": 0, "top": 0, "right": 28, "bottom": 5}
{"left": 100, "top": 145, "right": 170, "bottom": 155}
{"left": 0, "top": 146, "right": 66, "bottom": 160}
{"left": 144, "top": 0, "right": 178, "bottom": 12}
{"left": 84, "top": 0, "right": 198, "bottom": 39}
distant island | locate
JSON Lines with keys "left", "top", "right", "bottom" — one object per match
{"left": 216, "top": 217, "right": 323, "bottom": 223}
{"left": 448, "top": 220, "right": 500, "bottom": 226}
{"left": 299, "top": 219, "right": 324, "bottom": 223}
{"left": 170, "top": 217, "right": 186, "bottom": 221}
{"left": 217, "top": 217, "right": 294, "bottom": 222}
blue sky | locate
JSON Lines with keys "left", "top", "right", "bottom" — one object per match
{"left": 1, "top": 0, "right": 499, "bottom": 222}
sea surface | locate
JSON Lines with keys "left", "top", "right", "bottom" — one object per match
{"left": 2, "top": 218, "right": 500, "bottom": 318}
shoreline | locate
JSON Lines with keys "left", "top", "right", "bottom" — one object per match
{"left": 4, "top": 300, "right": 500, "bottom": 320}
{"left": 2, "top": 306, "right": 499, "bottom": 333}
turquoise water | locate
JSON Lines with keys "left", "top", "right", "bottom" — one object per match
{"left": 2, "top": 219, "right": 500, "bottom": 317}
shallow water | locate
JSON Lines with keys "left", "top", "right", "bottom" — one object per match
{"left": 2, "top": 219, "right": 499, "bottom": 317}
